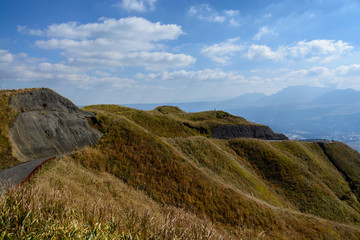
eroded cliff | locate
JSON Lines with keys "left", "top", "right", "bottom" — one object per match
{"left": 9, "top": 88, "right": 102, "bottom": 161}
{"left": 211, "top": 124, "right": 288, "bottom": 140}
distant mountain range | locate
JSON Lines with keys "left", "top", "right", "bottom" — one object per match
{"left": 125, "top": 86, "right": 360, "bottom": 151}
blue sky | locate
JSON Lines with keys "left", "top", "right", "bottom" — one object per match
{"left": 1, "top": 0, "right": 360, "bottom": 105}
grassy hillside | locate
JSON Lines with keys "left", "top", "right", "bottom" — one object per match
{"left": 1, "top": 157, "right": 231, "bottom": 239}
{"left": 2, "top": 103, "right": 360, "bottom": 239}
{"left": 228, "top": 139, "right": 360, "bottom": 223}
{"left": 0, "top": 90, "right": 28, "bottom": 169}
{"left": 74, "top": 105, "right": 360, "bottom": 238}
{"left": 319, "top": 142, "right": 360, "bottom": 202}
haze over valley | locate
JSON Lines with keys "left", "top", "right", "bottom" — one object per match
{"left": 126, "top": 86, "right": 360, "bottom": 151}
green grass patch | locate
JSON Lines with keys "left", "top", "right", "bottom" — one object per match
{"left": 165, "top": 136, "right": 286, "bottom": 208}
{"left": 320, "top": 142, "right": 360, "bottom": 202}
{"left": 228, "top": 138, "right": 360, "bottom": 224}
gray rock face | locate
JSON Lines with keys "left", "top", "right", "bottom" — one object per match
{"left": 211, "top": 125, "right": 288, "bottom": 140}
{"left": 9, "top": 88, "right": 102, "bottom": 161}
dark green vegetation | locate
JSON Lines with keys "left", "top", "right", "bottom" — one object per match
{"left": 1, "top": 91, "right": 360, "bottom": 239}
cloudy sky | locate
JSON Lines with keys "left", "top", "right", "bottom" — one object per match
{"left": 1, "top": 0, "right": 360, "bottom": 105}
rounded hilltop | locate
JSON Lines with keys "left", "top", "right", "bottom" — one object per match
{"left": 155, "top": 105, "right": 185, "bottom": 114}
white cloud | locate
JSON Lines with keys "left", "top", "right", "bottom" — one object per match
{"left": 188, "top": 4, "right": 226, "bottom": 23}
{"left": 31, "top": 17, "right": 182, "bottom": 42}
{"left": 229, "top": 19, "right": 241, "bottom": 27}
{"left": 336, "top": 64, "right": 360, "bottom": 75}
{"left": 0, "top": 49, "right": 14, "bottom": 62}
{"left": 0, "top": 49, "right": 136, "bottom": 89}
{"left": 136, "top": 69, "right": 246, "bottom": 83}
{"left": 0, "top": 50, "right": 79, "bottom": 82}
{"left": 299, "top": 66, "right": 333, "bottom": 78}
{"left": 283, "top": 65, "right": 360, "bottom": 88}
{"left": 253, "top": 26, "right": 276, "bottom": 40}
{"left": 17, "top": 25, "right": 27, "bottom": 33}
{"left": 115, "top": 0, "right": 157, "bottom": 12}
{"left": 287, "top": 40, "right": 353, "bottom": 57}
{"left": 188, "top": 4, "right": 240, "bottom": 26}
{"left": 224, "top": 10, "right": 240, "bottom": 17}
{"left": 201, "top": 38, "right": 243, "bottom": 64}
{"left": 68, "top": 51, "right": 196, "bottom": 71}
{"left": 200, "top": 38, "right": 353, "bottom": 63}
{"left": 246, "top": 45, "right": 285, "bottom": 61}
{"left": 245, "top": 39, "right": 354, "bottom": 62}
{"left": 26, "top": 17, "right": 194, "bottom": 71}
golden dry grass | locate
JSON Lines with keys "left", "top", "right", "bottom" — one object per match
{"left": 0, "top": 91, "right": 20, "bottom": 169}
{"left": 1, "top": 156, "right": 237, "bottom": 239}
{"left": 69, "top": 105, "right": 360, "bottom": 239}
{"left": 2, "top": 100, "right": 360, "bottom": 239}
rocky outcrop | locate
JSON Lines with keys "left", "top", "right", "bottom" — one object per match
{"left": 9, "top": 88, "right": 102, "bottom": 161}
{"left": 211, "top": 125, "right": 288, "bottom": 140}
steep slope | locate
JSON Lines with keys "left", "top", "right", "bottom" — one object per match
{"left": 66, "top": 104, "right": 360, "bottom": 239}
{"left": 0, "top": 90, "right": 19, "bottom": 170}
{"left": 4, "top": 88, "right": 102, "bottom": 162}
{"left": 1, "top": 156, "right": 230, "bottom": 239}
{"left": 2, "top": 91, "right": 360, "bottom": 239}
{"left": 318, "top": 142, "right": 360, "bottom": 201}
{"left": 0, "top": 89, "right": 50, "bottom": 169}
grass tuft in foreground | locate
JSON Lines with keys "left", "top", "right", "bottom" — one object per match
{"left": 0, "top": 157, "right": 233, "bottom": 240}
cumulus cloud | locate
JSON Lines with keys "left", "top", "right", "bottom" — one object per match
{"left": 283, "top": 65, "right": 360, "bottom": 89}
{"left": 26, "top": 17, "right": 195, "bottom": 70}
{"left": 188, "top": 4, "right": 240, "bottom": 26}
{"left": 31, "top": 17, "right": 182, "bottom": 42}
{"left": 287, "top": 67, "right": 333, "bottom": 79}
{"left": 200, "top": 38, "right": 352, "bottom": 63}
{"left": 136, "top": 69, "right": 246, "bottom": 83}
{"left": 253, "top": 26, "right": 276, "bottom": 40}
{"left": 0, "top": 49, "right": 14, "bottom": 62}
{"left": 68, "top": 51, "right": 196, "bottom": 71}
{"left": 115, "top": 0, "right": 157, "bottom": 12}
{"left": 0, "top": 49, "right": 136, "bottom": 89}
{"left": 245, "top": 39, "right": 354, "bottom": 62}
{"left": 287, "top": 40, "right": 353, "bottom": 57}
{"left": 0, "top": 49, "right": 79, "bottom": 82}
{"left": 246, "top": 45, "right": 285, "bottom": 61}
{"left": 336, "top": 64, "right": 360, "bottom": 75}
{"left": 201, "top": 38, "right": 244, "bottom": 64}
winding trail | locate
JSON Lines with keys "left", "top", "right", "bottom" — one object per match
{"left": 0, "top": 156, "right": 59, "bottom": 189}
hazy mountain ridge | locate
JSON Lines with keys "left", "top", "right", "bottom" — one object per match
{"left": 126, "top": 86, "right": 360, "bottom": 151}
